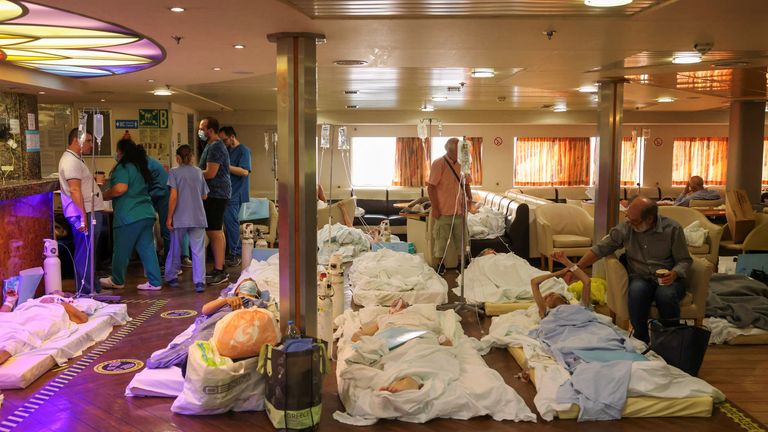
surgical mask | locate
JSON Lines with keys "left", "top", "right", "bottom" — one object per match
{"left": 197, "top": 130, "right": 206, "bottom": 141}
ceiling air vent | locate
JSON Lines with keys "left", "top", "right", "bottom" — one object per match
{"left": 334, "top": 60, "right": 368, "bottom": 66}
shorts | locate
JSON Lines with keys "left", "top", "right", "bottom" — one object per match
{"left": 204, "top": 197, "right": 229, "bottom": 230}
{"left": 432, "top": 214, "right": 467, "bottom": 258}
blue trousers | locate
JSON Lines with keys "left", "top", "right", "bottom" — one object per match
{"left": 224, "top": 202, "right": 242, "bottom": 256}
{"left": 628, "top": 277, "right": 686, "bottom": 343}
{"left": 165, "top": 227, "right": 206, "bottom": 284}
{"left": 66, "top": 211, "right": 104, "bottom": 294}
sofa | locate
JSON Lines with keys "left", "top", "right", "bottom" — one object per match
{"left": 502, "top": 189, "right": 554, "bottom": 259}
{"left": 473, "top": 190, "right": 530, "bottom": 259}
{"left": 352, "top": 187, "right": 424, "bottom": 237}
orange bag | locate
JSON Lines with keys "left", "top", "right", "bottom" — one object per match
{"left": 211, "top": 308, "right": 280, "bottom": 359}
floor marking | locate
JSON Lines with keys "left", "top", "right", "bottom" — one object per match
{"left": 0, "top": 299, "right": 167, "bottom": 431}
{"left": 719, "top": 402, "right": 767, "bottom": 432}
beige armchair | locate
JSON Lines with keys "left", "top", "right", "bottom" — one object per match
{"left": 316, "top": 197, "right": 355, "bottom": 230}
{"left": 658, "top": 206, "right": 723, "bottom": 267}
{"left": 251, "top": 200, "right": 278, "bottom": 247}
{"left": 604, "top": 255, "right": 712, "bottom": 328}
{"left": 535, "top": 203, "right": 594, "bottom": 271}
{"left": 720, "top": 212, "right": 768, "bottom": 253}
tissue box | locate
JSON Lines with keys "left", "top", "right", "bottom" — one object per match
{"left": 372, "top": 242, "right": 415, "bottom": 254}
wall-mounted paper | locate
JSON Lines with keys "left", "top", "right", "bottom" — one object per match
{"left": 25, "top": 130, "right": 40, "bottom": 152}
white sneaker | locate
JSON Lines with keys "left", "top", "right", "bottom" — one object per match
{"left": 177, "top": 268, "right": 183, "bottom": 276}
{"left": 99, "top": 277, "right": 125, "bottom": 289}
{"left": 137, "top": 282, "right": 162, "bottom": 291}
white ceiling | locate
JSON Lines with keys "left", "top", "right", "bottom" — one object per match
{"left": 18, "top": 0, "right": 768, "bottom": 114}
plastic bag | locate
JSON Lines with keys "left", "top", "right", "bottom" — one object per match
{"left": 211, "top": 308, "right": 280, "bottom": 360}
{"left": 684, "top": 221, "right": 708, "bottom": 247}
{"left": 171, "top": 341, "right": 265, "bottom": 415}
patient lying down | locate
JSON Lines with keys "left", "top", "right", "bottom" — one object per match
{"left": 0, "top": 292, "right": 89, "bottom": 365}
{"left": 532, "top": 252, "right": 591, "bottom": 319}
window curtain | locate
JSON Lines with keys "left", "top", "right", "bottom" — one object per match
{"left": 466, "top": 136, "right": 483, "bottom": 185}
{"left": 392, "top": 137, "right": 430, "bottom": 186}
{"left": 763, "top": 139, "right": 768, "bottom": 186}
{"left": 621, "top": 136, "right": 639, "bottom": 186}
{"left": 514, "top": 137, "right": 591, "bottom": 186}
{"left": 672, "top": 137, "right": 728, "bottom": 186}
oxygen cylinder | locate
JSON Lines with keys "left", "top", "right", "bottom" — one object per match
{"left": 317, "top": 273, "right": 334, "bottom": 346}
{"left": 240, "top": 223, "right": 254, "bottom": 271}
{"left": 43, "top": 239, "right": 62, "bottom": 294}
{"left": 328, "top": 252, "right": 345, "bottom": 323}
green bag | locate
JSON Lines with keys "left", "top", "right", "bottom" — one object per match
{"left": 257, "top": 340, "right": 328, "bottom": 431}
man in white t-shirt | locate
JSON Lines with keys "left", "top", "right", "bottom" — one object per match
{"left": 58, "top": 128, "right": 106, "bottom": 294}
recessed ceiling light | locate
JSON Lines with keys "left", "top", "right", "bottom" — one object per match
{"left": 99, "top": 98, "right": 106, "bottom": 102}
{"left": 432, "top": 96, "right": 448, "bottom": 101}
{"left": 346, "top": 105, "right": 358, "bottom": 109}
{"left": 578, "top": 85, "right": 598, "bottom": 93}
{"left": 37, "top": 91, "right": 45, "bottom": 95}
{"left": 553, "top": 105, "right": 568, "bottom": 112}
{"left": 153, "top": 87, "right": 173, "bottom": 96}
{"left": 421, "top": 105, "right": 435, "bottom": 112}
{"left": 233, "top": 44, "right": 245, "bottom": 49}
{"left": 212, "top": 67, "right": 222, "bottom": 71}
{"left": 170, "top": 7, "right": 185, "bottom": 12}
{"left": 334, "top": 59, "right": 368, "bottom": 66}
{"left": 584, "top": 0, "right": 632, "bottom": 7}
{"left": 672, "top": 53, "right": 702, "bottom": 64}
{"left": 147, "top": 79, "right": 155, "bottom": 83}
{"left": 656, "top": 96, "right": 676, "bottom": 103}
{"left": 471, "top": 68, "right": 495, "bottom": 78}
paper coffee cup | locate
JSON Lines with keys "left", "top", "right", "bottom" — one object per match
{"left": 655, "top": 269, "right": 669, "bottom": 285}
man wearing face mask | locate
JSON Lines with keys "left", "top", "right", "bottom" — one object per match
{"left": 198, "top": 117, "right": 231, "bottom": 286}
{"left": 568, "top": 196, "right": 692, "bottom": 343}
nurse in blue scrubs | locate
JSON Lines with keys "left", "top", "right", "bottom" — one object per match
{"left": 100, "top": 138, "right": 163, "bottom": 291}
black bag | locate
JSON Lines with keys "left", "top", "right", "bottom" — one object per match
{"left": 257, "top": 340, "right": 328, "bottom": 431}
{"left": 647, "top": 320, "right": 711, "bottom": 377}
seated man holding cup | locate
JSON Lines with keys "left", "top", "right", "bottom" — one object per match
{"left": 566, "top": 196, "right": 692, "bottom": 343}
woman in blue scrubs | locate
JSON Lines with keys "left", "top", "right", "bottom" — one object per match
{"left": 100, "top": 138, "right": 162, "bottom": 291}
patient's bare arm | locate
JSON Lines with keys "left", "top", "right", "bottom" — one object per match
{"left": 0, "top": 350, "right": 10, "bottom": 365}
{"left": 552, "top": 252, "right": 591, "bottom": 306}
{"left": 1, "top": 291, "right": 18, "bottom": 312}
{"left": 379, "top": 376, "right": 422, "bottom": 393}
{"left": 62, "top": 302, "right": 87, "bottom": 324}
{"left": 531, "top": 268, "right": 569, "bottom": 319}
{"left": 351, "top": 320, "right": 380, "bottom": 342}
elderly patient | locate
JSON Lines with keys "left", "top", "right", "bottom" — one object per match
{"left": 351, "top": 298, "right": 453, "bottom": 393}
{"left": 0, "top": 292, "right": 88, "bottom": 365}
{"left": 674, "top": 175, "right": 721, "bottom": 207}
{"left": 531, "top": 252, "right": 591, "bottom": 319}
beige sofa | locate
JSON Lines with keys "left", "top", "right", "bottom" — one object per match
{"left": 503, "top": 190, "right": 552, "bottom": 259}
{"left": 720, "top": 212, "right": 768, "bottom": 253}
{"left": 535, "top": 203, "right": 594, "bottom": 271}
{"left": 605, "top": 255, "right": 712, "bottom": 328}
{"left": 658, "top": 206, "right": 723, "bottom": 267}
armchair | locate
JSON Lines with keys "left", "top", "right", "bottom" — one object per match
{"left": 535, "top": 203, "right": 594, "bottom": 271}
{"left": 658, "top": 206, "right": 723, "bottom": 267}
{"left": 720, "top": 212, "right": 768, "bottom": 253}
{"left": 604, "top": 255, "right": 712, "bottom": 328}
{"left": 251, "top": 200, "right": 278, "bottom": 247}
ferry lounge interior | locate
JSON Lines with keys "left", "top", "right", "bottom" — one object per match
{"left": 0, "top": 0, "right": 767, "bottom": 430}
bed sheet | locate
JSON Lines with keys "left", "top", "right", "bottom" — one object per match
{"left": 331, "top": 306, "right": 535, "bottom": 425}
{"left": 125, "top": 323, "right": 195, "bottom": 398}
{"left": 704, "top": 317, "right": 768, "bottom": 345}
{"left": 0, "top": 301, "right": 129, "bottom": 389}
{"left": 349, "top": 250, "right": 448, "bottom": 307}
{"left": 483, "top": 308, "right": 724, "bottom": 421}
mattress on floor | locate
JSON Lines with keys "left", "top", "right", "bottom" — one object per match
{"left": 352, "top": 287, "right": 448, "bottom": 307}
{"left": 125, "top": 366, "right": 184, "bottom": 398}
{"left": 728, "top": 332, "right": 768, "bottom": 345}
{"left": 507, "top": 345, "right": 714, "bottom": 418}
{"left": 0, "top": 304, "right": 129, "bottom": 389}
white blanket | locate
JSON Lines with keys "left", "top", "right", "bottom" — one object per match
{"left": 333, "top": 306, "right": 536, "bottom": 424}
{"left": 467, "top": 206, "right": 505, "bottom": 239}
{"left": 456, "top": 253, "right": 569, "bottom": 304}
{"left": 349, "top": 249, "right": 448, "bottom": 306}
{"left": 318, "top": 223, "right": 371, "bottom": 265}
{"left": 704, "top": 317, "right": 768, "bottom": 344}
{"left": 481, "top": 308, "right": 725, "bottom": 421}
{"left": 0, "top": 297, "right": 129, "bottom": 365}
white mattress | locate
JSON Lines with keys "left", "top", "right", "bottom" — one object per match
{"left": 349, "top": 249, "right": 448, "bottom": 307}
{"left": 0, "top": 302, "right": 129, "bottom": 389}
{"left": 125, "top": 323, "right": 194, "bottom": 398}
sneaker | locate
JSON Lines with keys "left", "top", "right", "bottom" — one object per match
{"left": 195, "top": 282, "right": 205, "bottom": 293}
{"left": 166, "top": 278, "right": 179, "bottom": 288}
{"left": 177, "top": 268, "right": 183, "bottom": 276}
{"left": 436, "top": 263, "right": 446, "bottom": 276}
{"left": 99, "top": 277, "right": 125, "bottom": 289}
{"left": 181, "top": 257, "right": 193, "bottom": 268}
{"left": 137, "top": 281, "right": 162, "bottom": 291}
{"left": 207, "top": 270, "right": 229, "bottom": 286}
{"left": 225, "top": 255, "right": 242, "bottom": 268}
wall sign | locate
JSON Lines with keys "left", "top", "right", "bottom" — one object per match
{"left": 115, "top": 119, "right": 139, "bottom": 129}
{"left": 493, "top": 136, "right": 503, "bottom": 146}
{"left": 138, "top": 109, "right": 169, "bottom": 128}
{"left": 653, "top": 137, "right": 664, "bottom": 147}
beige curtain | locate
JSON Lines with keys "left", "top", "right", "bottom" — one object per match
{"left": 466, "top": 136, "right": 483, "bottom": 185}
{"left": 621, "top": 136, "right": 640, "bottom": 186}
{"left": 514, "top": 137, "right": 591, "bottom": 186}
{"left": 392, "top": 137, "right": 430, "bottom": 186}
{"left": 763, "top": 139, "right": 768, "bottom": 186}
{"left": 672, "top": 137, "right": 728, "bottom": 186}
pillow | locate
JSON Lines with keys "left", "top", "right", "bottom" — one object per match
{"left": 211, "top": 308, "right": 280, "bottom": 359}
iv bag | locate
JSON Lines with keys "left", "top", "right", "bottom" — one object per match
{"left": 417, "top": 122, "right": 428, "bottom": 140}
{"left": 320, "top": 124, "right": 331, "bottom": 149}
{"left": 93, "top": 113, "right": 104, "bottom": 142}
{"left": 337, "top": 126, "right": 348, "bottom": 150}
{"left": 77, "top": 112, "right": 88, "bottom": 145}
{"left": 458, "top": 139, "right": 471, "bottom": 175}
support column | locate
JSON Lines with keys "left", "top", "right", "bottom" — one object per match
{"left": 594, "top": 79, "right": 625, "bottom": 240}
{"left": 727, "top": 68, "right": 766, "bottom": 203}
{"left": 268, "top": 32, "right": 325, "bottom": 337}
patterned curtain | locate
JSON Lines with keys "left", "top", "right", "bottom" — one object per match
{"left": 621, "top": 136, "right": 639, "bottom": 186}
{"left": 392, "top": 137, "right": 430, "bottom": 186}
{"left": 514, "top": 137, "right": 591, "bottom": 186}
{"left": 763, "top": 139, "right": 768, "bottom": 186}
{"left": 466, "top": 136, "right": 483, "bottom": 185}
{"left": 672, "top": 137, "right": 728, "bottom": 186}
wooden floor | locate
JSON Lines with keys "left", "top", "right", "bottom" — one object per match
{"left": 0, "top": 264, "right": 766, "bottom": 431}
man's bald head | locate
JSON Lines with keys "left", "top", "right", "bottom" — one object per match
{"left": 626, "top": 196, "right": 657, "bottom": 231}
{"left": 444, "top": 137, "right": 459, "bottom": 159}
{"left": 688, "top": 176, "right": 704, "bottom": 192}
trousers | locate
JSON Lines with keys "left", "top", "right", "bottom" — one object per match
{"left": 628, "top": 276, "right": 686, "bottom": 343}
{"left": 111, "top": 217, "right": 161, "bottom": 286}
